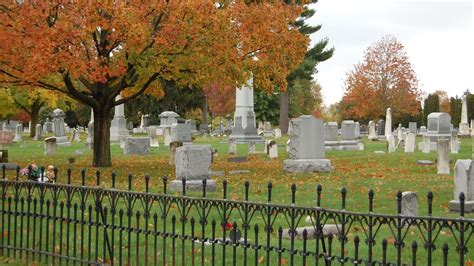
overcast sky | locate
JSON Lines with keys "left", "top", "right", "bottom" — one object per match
{"left": 307, "top": 0, "right": 473, "bottom": 106}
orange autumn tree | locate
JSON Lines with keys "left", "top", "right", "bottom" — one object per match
{"left": 0, "top": 1, "right": 308, "bottom": 166}
{"left": 203, "top": 84, "right": 236, "bottom": 117}
{"left": 340, "top": 36, "right": 420, "bottom": 122}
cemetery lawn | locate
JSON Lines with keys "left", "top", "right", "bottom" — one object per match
{"left": 4, "top": 132, "right": 474, "bottom": 219}
{"left": 1, "top": 133, "right": 473, "bottom": 265}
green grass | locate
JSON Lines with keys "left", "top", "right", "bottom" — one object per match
{"left": 0, "top": 132, "right": 473, "bottom": 265}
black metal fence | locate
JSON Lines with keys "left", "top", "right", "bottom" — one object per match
{"left": 0, "top": 167, "right": 473, "bottom": 265}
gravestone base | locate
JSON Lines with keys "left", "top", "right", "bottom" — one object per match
{"left": 283, "top": 159, "right": 333, "bottom": 173}
{"left": 56, "top": 136, "right": 71, "bottom": 146}
{"left": 448, "top": 200, "right": 474, "bottom": 213}
{"left": 325, "top": 140, "right": 363, "bottom": 151}
{"left": 169, "top": 179, "right": 216, "bottom": 192}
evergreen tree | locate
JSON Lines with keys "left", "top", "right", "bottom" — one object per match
{"left": 450, "top": 96, "right": 462, "bottom": 126}
{"left": 279, "top": 5, "right": 334, "bottom": 133}
{"left": 423, "top": 94, "right": 439, "bottom": 125}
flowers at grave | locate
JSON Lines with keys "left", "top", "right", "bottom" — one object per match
{"left": 20, "top": 164, "right": 41, "bottom": 179}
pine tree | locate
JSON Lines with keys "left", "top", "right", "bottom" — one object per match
{"left": 423, "top": 94, "right": 440, "bottom": 125}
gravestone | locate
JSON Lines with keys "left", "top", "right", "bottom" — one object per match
{"left": 33, "top": 124, "right": 42, "bottom": 140}
{"left": 341, "top": 120, "right": 356, "bottom": 140}
{"left": 377, "top": 120, "right": 385, "bottom": 136}
{"left": 0, "top": 131, "right": 14, "bottom": 166}
{"left": 419, "top": 126, "right": 427, "bottom": 135}
{"left": 110, "top": 95, "right": 130, "bottom": 141}
{"left": 325, "top": 122, "right": 338, "bottom": 141}
{"left": 401, "top": 192, "right": 418, "bottom": 223}
{"left": 163, "top": 127, "right": 172, "bottom": 147}
{"left": 13, "top": 124, "right": 22, "bottom": 142}
{"left": 169, "top": 141, "right": 184, "bottom": 165}
{"left": 44, "top": 137, "right": 57, "bottom": 156}
{"left": 274, "top": 128, "right": 282, "bottom": 139}
{"left": 354, "top": 122, "right": 360, "bottom": 139}
{"left": 52, "top": 109, "right": 71, "bottom": 146}
{"left": 385, "top": 108, "right": 392, "bottom": 137}
{"left": 185, "top": 119, "right": 198, "bottom": 134}
{"left": 43, "top": 118, "right": 53, "bottom": 132}
{"left": 451, "top": 131, "right": 459, "bottom": 154}
{"left": 86, "top": 109, "right": 94, "bottom": 149}
{"left": 229, "top": 77, "right": 262, "bottom": 143}
{"left": 426, "top": 112, "right": 451, "bottom": 137}
{"left": 170, "top": 145, "right": 216, "bottom": 192}
{"left": 409, "top": 122, "right": 417, "bottom": 133}
{"left": 404, "top": 132, "right": 416, "bottom": 153}
{"left": 170, "top": 123, "right": 192, "bottom": 143}
{"left": 471, "top": 119, "right": 474, "bottom": 137}
{"left": 268, "top": 141, "right": 278, "bottom": 159}
{"left": 368, "top": 120, "right": 377, "bottom": 140}
{"left": 123, "top": 137, "right": 150, "bottom": 155}
{"left": 283, "top": 115, "right": 332, "bottom": 172}
{"left": 437, "top": 139, "right": 450, "bottom": 175}
{"left": 228, "top": 138, "right": 237, "bottom": 155}
{"left": 248, "top": 141, "right": 256, "bottom": 154}
{"left": 459, "top": 94, "right": 469, "bottom": 136}
{"left": 448, "top": 160, "right": 474, "bottom": 212}
{"left": 224, "top": 116, "right": 233, "bottom": 135}
{"left": 159, "top": 111, "right": 180, "bottom": 129}
{"left": 148, "top": 127, "right": 160, "bottom": 147}
{"left": 387, "top": 134, "right": 396, "bottom": 153}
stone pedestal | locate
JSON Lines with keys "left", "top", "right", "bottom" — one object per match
{"left": 170, "top": 145, "right": 216, "bottom": 192}
{"left": 230, "top": 78, "right": 262, "bottom": 143}
{"left": 283, "top": 115, "right": 333, "bottom": 172}
{"left": 110, "top": 95, "right": 130, "bottom": 142}
{"left": 437, "top": 138, "right": 450, "bottom": 175}
{"left": 52, "top": 109, "right": 70, "bottom": 146}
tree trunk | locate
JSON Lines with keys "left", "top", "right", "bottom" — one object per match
{"left": 29, "top": 113, "right": 39, "bottom": 138}
{"left": 200, "top": 98, "right": 209, "bottom": 133}
{"left": 93, "top": 110, "right": 112, "bottom": 167}
{"left": 279, "top": 91, "right": 289, "bottom": 134}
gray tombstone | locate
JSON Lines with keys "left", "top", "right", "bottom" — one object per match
{"left": 148, "top": 127, "right": 160, "bottom": 147}
{"left": 387, "top": 134, "right": 396, "bottom": 153}
{"left": 449, "top": 160, "right": 474, "bottom": 212}
{"left": 163, "top": 127, "right": 172, "bottom": 147}
{"left": 13, "top": 124, "right": 22, "bottom": 142}
{"left": 170, "top": 123, "right": 192, "bottom": 143}
{"left": 123, "top": 137, "right": 150, "bottom": 155}
{"left": 268, "top": 141, "right": 278, "bottom": 159}
{"left": 401, "top": 192, "right": 418, "bottom": 223}
{"left": 404, "top": 132, "right": 416, "bottom": 153}
{"left": 341, "top": 120, "right": 356, "bottom": 141}
{"left": 52, "top": 109, "right": 70, "bottom": 146}
{"left": 33, "top": 124, "right": 42, "bottom": 140}
{"left": 368, "top": 121, "right": 377, "bottom": 140}
{"left": 325, "top": 122, "right": 338, "bottom": 141}
{"left": 408, "top": 122, "right": 417, "bottom": 133}
{"left": 426, "top": 113, "right": 451, "bottom": 137}
{"left": 169, "top": 141, "right": 183, "bottom": 165}
{"left": 283, "top": 115, "right": 332, "bottom": 172}
{"left": 377, "top": 120, "right": 385, "bottom": 136}
{"left": 44, "top": 137, "right": 57, "bottom": 156}
{"left": 170, "top": 145, "right": 216, "bottom": 192}
{"left": 159, "top": 111, "right": 180, "bottom": 128}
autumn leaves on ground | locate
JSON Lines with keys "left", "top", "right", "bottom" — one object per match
{"left": 6, "top": 134, "right": 473, "bottom": 219}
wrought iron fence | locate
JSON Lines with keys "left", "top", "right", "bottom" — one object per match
{"left": 0, "top": 166, "right": 473, "bottom": 265}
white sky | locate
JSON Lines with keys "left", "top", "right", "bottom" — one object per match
{"left": 307, "top": 0, "right": 474, "bottom": 105}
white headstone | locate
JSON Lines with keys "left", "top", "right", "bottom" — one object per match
{"left": 33, "top": 124, "right": 42, "bottom": 140}
{"left": 387, "top": 134, "right": 396, "bottom": 153}
{"left": 163, "top": 127, "right": 172, "bottom": 147}
{"left": 13, "top": 124, "right": 22, "bottom": 142}
{"left": 325, "top": 122, "right": 338, "bottom": 141}
{"left": 44, "top": 137, "right": 57, "bottom": 156}
{"left": 148, "top": 127, "right": 160, "bottom": 147}
{"left": 268, "top": 141, "right": 278, "bottom": 159}
{"left": 449, "top": 160, "right": 474, "bottom": 212}
{"left": 228, "top": 138, "right": 237, "bottom": 154}
{"left": 437, "top": 138, "right": 450, "bottom": 175}
{"left": 110, "top": 95, "right": 130, "bottom": 141}
{"left": 404, "top": 132, "right": 416, "bottom": 153}
{"left": 368, "top": 120, "right": 377, "bottom": 140}
{"left": 385, "top": 108, "right": 392, "bottom": 137}
{"left": 86, "top": 109, "right": 94, "bottom": 149}
{"left": 274, "top": 128, "right": 282, "bottom": 139}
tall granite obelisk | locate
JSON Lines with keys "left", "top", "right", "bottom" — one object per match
{"left": 229, "top": 78, "right": 262, "bottom": 143}
{"left": 110, "top": 95, "right": 130, "bottom": 141}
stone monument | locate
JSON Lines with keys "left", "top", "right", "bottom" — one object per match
{"left": 229, "top": 78, "right": 262, "bottom": 143}
{"left": 283, "top": 115, "right": 333, "bottom": 172}
{"left": 448, "top": 160, "right": 474, "bottom": 212}
{"left": 110, "top": 95, "right": 130, "bottom": 142}
{"left": 385, "top": 108, "right": 392, "bottom": 137}
{"left": 368, "top": 120, "right": 377, "bottom": 140}
{"left": 170, "top": 145, "right": 216, "bottom": 192}
{"left": 459, "top": 94, "right": 469, "bottom": 136}
{"left": 52, "top": 109, "right": 70, "bottom": 146}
